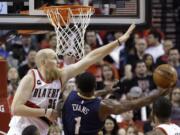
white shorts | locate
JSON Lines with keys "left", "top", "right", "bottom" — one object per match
{"left": 7, "top": 127, "right": 21, "bottom": 135}
{"left": 7, "top": 116, "right": 49, "bottom": 135}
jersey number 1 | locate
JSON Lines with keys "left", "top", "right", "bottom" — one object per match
{"left": 75, "top": 117, "right": 81, "bottom": 134}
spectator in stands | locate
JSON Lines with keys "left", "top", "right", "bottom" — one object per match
{"left": 22, "top": 125, "right": 40, "bottom": 135}
{"left": 64, "top": 78, "right": 76, "bottom": 97}
{"left": 101, "top": 63, "right": 120, "bottom": 98}
{"left": 156, "top": 39, "right": 174, "bottom": 65}
{"left": 7, "top": 67, "right": 19, "bottom": 108}
{"left": 48, "top": 124, "right": 62, "bottom": 135}
{"left": 143, "top": 54, "right": 155, "bottom": 76}
{"left": 84, "top": 43, "right": 92, "bottom": 55}
{"left": 0, "top": 43, "right": 8, "bottom": 59}
{"left": 47, "top": 32, "right": 56, "bottom": 51}
{"left": 18, "top": 50, "right": 37, "bottom": 78}
{"left": 8, "top": 35, "right": 37, "bottom": 65}
{"left": 145, "top": 29, "right": 164, "bottom": 62}
{"left": 126, "top": 125, "right": 139, "bottom": 135}
{"left": 127, "top": 86, "right": 143, "bottom": 100}
{"left": 171, "top": 87, "right": 180, "bottom": 121}
{"left": 63, "top": 54, "right": 76, "bottom": 66}
{"left": 102, "top": 116, "right": 119, "bottom": 135}
{"left": 121, "top": 61, "right": 156, "bottom": 94}
{"left": 127, "top": 38, "right": 147, "bottom": 67}
{"left": 119, "top": 110, "right": 134, "bottom": 129}
{"left": 21, "top": 35, "right": 37, "bottom": 54}
{"left": 168, "top": 48, "right": 180, "bottom": 86}
{"left": 171, "top": 87, "right": 180, "bottom": 108}
{"left": 7, "top": 51, "right": 19, "bottom": 68}
{"left": 102, "top": 63, "right": 115, "bottom": 83}
{"left": 118, "top": 128, "right": 126, "bottom": 135}
{"left": 134, "top": 33, "right": 140, "bottom": 44}
{"left": 132, "top": 61, "right": 156, "bottom": 93}
{"left": 12, "top": 35, "right": 37, "bottom": 63}
{"left": 102, "top": 63, "right": 118, "bottom": 86}
{"left": 85, "top": 31, "right": 103, "bottom": 49}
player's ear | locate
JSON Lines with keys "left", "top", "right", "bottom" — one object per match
{"left": 41, "top": 58, "right": 46, "bottom": 66}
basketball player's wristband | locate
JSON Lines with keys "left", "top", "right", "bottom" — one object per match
{"left": 45, "top": 108, "right": 53, "bottom": 118}
{"left": 117, "top": 39, "right": 121, "bottom": 45}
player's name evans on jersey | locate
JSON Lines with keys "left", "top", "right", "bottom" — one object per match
{"left": 32, "top": 88, "right": 59, "bottom": 98}
{"left": 72, "top": 104, "right": 90, "bottom": 115}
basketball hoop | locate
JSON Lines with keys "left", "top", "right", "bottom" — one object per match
{"left": 43, "top": 5, "right": 94, "bottom": 60}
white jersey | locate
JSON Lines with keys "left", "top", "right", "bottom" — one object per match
{"left": 7, "top": 69, "right": 61, "bottom": 135}
{"left": 156, "top": 123, "right": 180, "bottom": 135}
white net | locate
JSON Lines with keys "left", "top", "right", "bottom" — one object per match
{"left": 45, "top": 6, "right": 94, "bottom": 60}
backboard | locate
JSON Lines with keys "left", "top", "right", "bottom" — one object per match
{"left": 0, "top": 0, "right": 151, "bottom": 30}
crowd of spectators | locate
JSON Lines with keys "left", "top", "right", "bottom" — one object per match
{"left": 0, "top": 26, "right": 180, "bottom": 135}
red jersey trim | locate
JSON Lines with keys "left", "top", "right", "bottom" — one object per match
{"left": 37, "top": 70, "right": 51, "bottom": 84}
{"left": 31, "top": 69, "right": 36, "bottom": 91}
{"left": 59, "top": 76, "right": 62, "bottom": 89}
{"left": 37, "top": 69, "right": 62, "bottom": 88}
{"left": 156, "top": 127, "right": 168, "bottom": 135}
{"left": 25, "top": 101, "right": 40, "bottom": 108}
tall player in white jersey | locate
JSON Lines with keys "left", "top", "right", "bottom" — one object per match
{"left": 7, "top": 24, "right": 135, "bottom": 135}
{"left": 146, "top": 97, "right": 180, "bottom": 135}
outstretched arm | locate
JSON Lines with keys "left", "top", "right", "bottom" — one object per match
{"left": 99, "top": 88, "right": 171, "bottom": 120}
{"left": 60, "top": 24, "right": 135, "bottom": 86}
{"left": 95, "top": 87, "right": 119, "bottom": 97}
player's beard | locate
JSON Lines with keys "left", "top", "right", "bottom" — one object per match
{"left": 45, "top": 67, "right": 60, "bottom": 82}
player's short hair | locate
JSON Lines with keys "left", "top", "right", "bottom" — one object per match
{"left": 76, "top": 72, "right": 96, "bottom": 93}
{"left": 152, "top": 97, "right": 172, "bottom": 120}
{"left": 22, "top": 125, "right": 39, "bottom": 135}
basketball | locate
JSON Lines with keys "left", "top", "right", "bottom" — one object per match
{"left": 153, "top": 64, "right": 178, "bottom": 88}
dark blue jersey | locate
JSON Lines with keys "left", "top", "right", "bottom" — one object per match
{"left": 62, "top": 90, "right": 104, "bottom": 135}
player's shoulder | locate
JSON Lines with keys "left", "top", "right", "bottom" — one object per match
{"left": 154, "top": 127, "right": 167, "bottom": 135}
{"left": 22, "top": 69, "right": 34, "bottom": 82}
{"left": 145, "top": 128, "right": 166, "bottom": 135}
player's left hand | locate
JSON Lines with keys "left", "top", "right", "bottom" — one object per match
{"left": 158, "top": 86, "right": 174, "bottom": 96}
{"left": 45, "top": 108, "right": 58, "bottom": 122}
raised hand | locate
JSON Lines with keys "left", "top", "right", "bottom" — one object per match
{"left": 118, "top": 23, "right": 136, "bottom": 43}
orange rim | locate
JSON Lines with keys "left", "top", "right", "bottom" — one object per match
{"left": 43, "top": 5, "right": 94, "bottom": 12}
{"left": 43, "top": 5, "right": 94, "bottom": 26}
